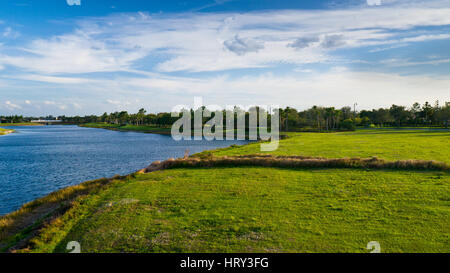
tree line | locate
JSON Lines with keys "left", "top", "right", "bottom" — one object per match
{"left": 280, "top": 101, "right": 449, "bottom": 131}
{"left": 1, "top": 101, "right": 448, "bottom": 131}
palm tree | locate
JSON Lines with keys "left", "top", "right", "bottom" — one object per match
{"left": 137, "top": 108, "right": 147, "bottom": 125}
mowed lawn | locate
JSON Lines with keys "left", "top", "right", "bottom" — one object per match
{"left": 29, "top": 168, "right": 449, "bottom": 253}
{"left": 211, "top": 129, "right": 450, "bottom": 164}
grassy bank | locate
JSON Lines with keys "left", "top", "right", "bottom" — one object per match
{"left": 80, "top": 123, "right": 172, "bottom": 135}
{"left": 206, "top": 129, "right": 450, "bottom": 164}
{"left": 0, "top": 123, "right": 42, "bottom": 126}
{"left": 0, "top": 129, "right": 449, "bottom": 253}
{"left": 4, "top": 168, "right": 449, "bottom": 253}
{"left": 0, "top": 128, "right": 15, "bottom": 135}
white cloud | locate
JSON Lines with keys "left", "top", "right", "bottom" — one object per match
{"left": 5, "top": 101, "right": 22, "bottom": 110}
{"left": 381, "top": 58, "right": 450, "bottom": 67}
{"left": 223, "top": 35, "right": 265, "bottom": 55}
{"left": 106, "top": 99, "right": 121, "bottom": 105}
{"left": 72, "top": 102, "right": 82, "bottom": 109}
{"left": 1, "top": 68, "right": 448, "bottom": 113}
{"left": 0, "top": 29, "right": 147, "bottom": 74}
{"left": 367, "top": 0, "right": 382, "bottom": 6}
{"left": 0, "top": 0, "right": 449, "bottom": 115}
{"left": 1, "top": 1, "right": 449, "bottom": 74}
{"left": 2, "top": 27, "right": 20, "bottom": 39}
{"left": 106, "top": 99, "right": 132, "bottom": 106}
{"left": 288, "top": 36, "right": 320, "bottom": 49}
{"left": 116, "top": 71, "right": 450, "bottom": 110}
{"left": 321, "top": 34, "right": 346, "bottom": 48}
{"left": 293, "top": 68, "right": 314, "bottom": 73}
{"left": 0, "top": 99, "right": 86, "bottom": 113}
{"left": 106, "top": 99, "right": 133, "bottom": 109}
{"left": 66, "top": 0, "right": 81, "bottom": 6}
{"left": 368, "top": 43, "right": 408, "bottom": 53}
{"left": 9, "top": 74, "right": 94, "bottom": 84}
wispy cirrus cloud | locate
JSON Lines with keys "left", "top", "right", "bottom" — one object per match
{"left": 7, "top": 74, "right": 95, "bottom": 84}
{"left": 380, "top": 58, "right": 450, "bottom": 67}
{"left": 1, "top": 1, "right": 449, "bottom": 74}
{"left": 0, "top": 29, "right": 147, "bottom": 74}
{"left": 367, "top": 0, "right": 382, "bottom": 6}
{"left": 2, "top": 69, "right": 449, "bottom": 115}
{"left": 0, "top": 0, "right": 449, "bottom": 115}
{"left": 2, "top": 27, "right": 20, "bottom": 39}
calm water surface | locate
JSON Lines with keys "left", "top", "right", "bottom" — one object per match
{"left": 0, "top": 125, "right": 247, "bottom": 215}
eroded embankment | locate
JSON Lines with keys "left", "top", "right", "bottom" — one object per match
{"left": 141, "top": 154, "right": 449, "bottom": 173}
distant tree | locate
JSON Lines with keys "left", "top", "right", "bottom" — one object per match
{"left": 8, "top": 100, "right": 449, "bottom": 129}
{"left": 341, "top": 119, "right": 355, "bottom": 131}
{"left": 324, "top": 107, "right": 336, "bottom": 131}
{"left": 101, "top": 112, "right": 108, "bottom": 123}
{"left": 435, "top": 102, "right": 450, "bottom": 128}
{"left": 372, "top": 108, "right": 392, "bottom": 127}
{"left": 118, "top": 111, "right": 129, "bottom": 125}
{"left": 421, "top": 102, "right": 434, "bottom": 125}
{"left": 341, "top": 106, "right": 352, "bottom": 120}
{"left": 137, "top": 108, "right": 147, "bottom": 125}
{"left": 410, "top": 102, "right": 421, "bottom": 126}
{"left": 361, "top": 116, "right": 371, "bottom": 127}
{"left": 389, "top": 105, "right": 409, "bottom": 127}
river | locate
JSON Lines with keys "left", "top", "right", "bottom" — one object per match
{"left": 0, "top": 125, "right": 247, "bottom": 215}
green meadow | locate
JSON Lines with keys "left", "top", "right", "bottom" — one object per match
{"left": 209, "top": 129, "right": 450, "bottom": 164}
{"left": 27, "top": 168, "right": 449, "bottom": 253}
{"left": 1, "top": 129, "right": 449, "bottom": 253}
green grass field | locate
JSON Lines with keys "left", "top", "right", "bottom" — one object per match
{"left": 27, "top": 168, "right": 449, "bottom": 253}
{"left": 1, "top": 129, "right": 449, "bottom": 253}
{"left": 208, "top": 129, "right": 450, "bottom": 164}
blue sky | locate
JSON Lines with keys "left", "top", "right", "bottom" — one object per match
{"left": 0, "top": 0, "right": 449, "bottom": 115}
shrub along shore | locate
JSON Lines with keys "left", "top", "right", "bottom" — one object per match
{"left": 0, "top": 123, "right": 42, "bottom": 126}
{"left": 0, "top": 128, "right": 15, "bottom": 135}
{"left": 141, "top": 154, "right": 449, "bottom": 174}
